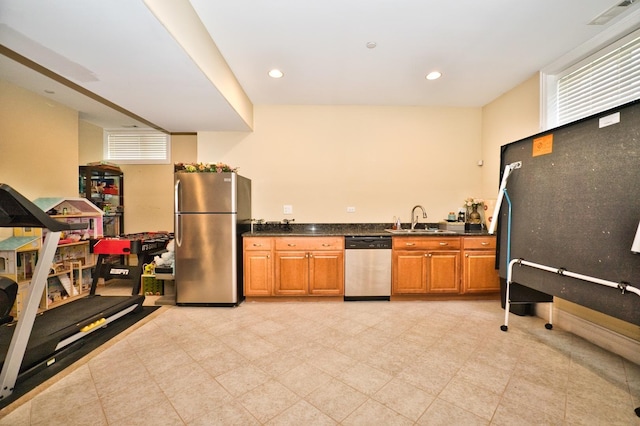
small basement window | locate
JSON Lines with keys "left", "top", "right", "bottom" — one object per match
{"left": 543, "top": 27, "right": 640, "bottom": 129}
{"left": 104, "top": 130, "right": 171, "bottom": 164}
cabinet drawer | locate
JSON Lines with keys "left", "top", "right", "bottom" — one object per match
{"left": 275, "top": 237, "right": 344, "bottom": 251}
{"left": 392, "top": 237, "right": 460, "bottom": 250}
{"left": 463, "top": 236, "right": 496, "bottom": 250}
{"left": 244, "top": 237, "right": 273, "bottom": 251}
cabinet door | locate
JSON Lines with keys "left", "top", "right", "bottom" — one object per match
{"left": 274, "top": 251, "right": 308, "bottom": 295}
{"left": 462, "top": 250, "right": 499, "bottom": 293}
{"left": 393, "top": 250, "right": 427, "bottom": 294}
{"left": 426, "top": 250, "right": 460, "bottom": 294}
{"left": 308, "top": 250, "right": 344, "bottom": 295}
{"left": 244, "top": 251, "right": 273, "bottom": 296}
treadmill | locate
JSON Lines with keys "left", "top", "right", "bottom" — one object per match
{"left": 0, "top": 183, "right": 145, "bottom": 401}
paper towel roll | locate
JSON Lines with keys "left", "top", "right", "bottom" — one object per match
{"left": 632, "top": 220, "right": 640, "bottom": 254}
{"left": 483, "top": 199, "right": 497, "bottom": 230}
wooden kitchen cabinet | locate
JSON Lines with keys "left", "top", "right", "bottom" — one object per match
{"left": 243, "top": 237, "right": 273, "bottom": 296}
{"left": 393, "top": 250, "right": 427, "bottom": 293}
{"left": 244, "top": 236, "right": 344, "bottom": 297}
{"left": 244, "top": 233, "right": 495, "bottom": 299}
{"left": 274, "top": 250, "right": 308, "bottom": 295}
{"left": 274, "top": 237, "right": 344, "bottom": 296}
{"left": 392, "top": 237, "right": 460, "bottom": 295}
{"left": 427, "top": 250, "right": 461, "bottom": 293}
{"left": 461, "top": 236, "right": 499, "bottom": 294}
{"left": 308, "top": 249, "right": 344, "bottom": 295}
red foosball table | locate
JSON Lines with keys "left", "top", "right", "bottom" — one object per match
{"left": 90, "top": 232, "right": 173, "bottom": 295}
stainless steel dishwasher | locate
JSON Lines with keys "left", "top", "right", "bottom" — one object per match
{"left": 344, "top": 235, "right": 392, "bottom": 301}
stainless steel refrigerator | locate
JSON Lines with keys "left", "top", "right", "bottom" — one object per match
{"left": 174, "top": 172, "right": 251, "bottom": 306}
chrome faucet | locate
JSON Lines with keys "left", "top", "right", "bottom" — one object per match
{"left": 411, "top": 205, "right": 428, "bottom": 230}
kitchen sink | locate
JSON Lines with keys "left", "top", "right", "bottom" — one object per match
{"left": 384, "top": 229, "right": 458, "bottom": 235}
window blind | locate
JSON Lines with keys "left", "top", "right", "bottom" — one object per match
{"left": 104, "top": 131, "right": 170, "bottom": 164}
{"left": 557, "top": 33, "right": 640, "bottom": 126}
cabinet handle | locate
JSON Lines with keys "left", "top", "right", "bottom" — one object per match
{"left": 267, "top": 255, "right": 270, "bottom": 259}
{"left": 426, "top": 253, "right": 432, "bottom": 257}
{"left": 405, "top": 243, "right": 416, "bottom": 246}
{"left": 309, "top": 254, "right": 313, "bottom": 258}
{"left": 322, "top": 243, "right": 331, "bottom": 247}
{"left": 481, "top": 242, "right": 489, "bottom": 246}
{"left": 253, "top": 243, "right": 263, "bottom": 247}
{"left": 288, "top": 243, "right": 296, "bottom": 247}
{"left": 439, "top": 242, "right": 448, "bottom": 246}
{"left": 465, "top": 254, "right": 469, "bottom": 257}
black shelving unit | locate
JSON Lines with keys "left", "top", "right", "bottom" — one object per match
{"left": 79, "top": 164, "right": 124, "bottom": 236}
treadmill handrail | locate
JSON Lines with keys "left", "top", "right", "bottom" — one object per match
{"left": 0, "top": 183, "right": 85, "bottom": 231}
{"left": 0, "top": 184, "right": 89, "bottom": 401}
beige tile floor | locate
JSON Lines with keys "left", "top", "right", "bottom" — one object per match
{"left": 1, "top": 290, "right": 640, "bottom": 425}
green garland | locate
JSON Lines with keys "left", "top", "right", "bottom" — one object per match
{"left": 174, "top": 162, "right": 238, "bottom": 173}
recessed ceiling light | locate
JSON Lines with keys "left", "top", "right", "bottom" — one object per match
{"left": 366, "top": 41, "right": 377, "bottom": 49}
{"left": 268, "top": 69, "right": 284, "bottom": 78}
{"left": 426, "top": 71, "right": 442, "bottom": 80}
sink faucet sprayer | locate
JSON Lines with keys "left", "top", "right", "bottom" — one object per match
{"left": 411, "top": 205, "right": 428, "bottom": 230}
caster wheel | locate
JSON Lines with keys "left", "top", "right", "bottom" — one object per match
{"left": 500, "top": 325, "right": 508, "bottom": 332}
{"left": 545, "top": 323, "right": 553, "bottom": 330}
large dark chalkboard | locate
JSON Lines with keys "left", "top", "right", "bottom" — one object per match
{"left": 497, "top": 99, "right": 640, "bottom": 325}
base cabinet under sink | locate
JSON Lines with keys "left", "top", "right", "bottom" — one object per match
{"left": 392, "top": 235, "right": 498, "bottom": 296}
{"left": 392, "top": 237, "right": 461, "bottom": 295}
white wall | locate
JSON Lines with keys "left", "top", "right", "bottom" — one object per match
{"left": 121, "top": 134, "right": 196, "bottom": 233}
{"left": 78, "top": 121, "right": 197, "bottom": 234}
{"left": 0, "top": 80, "right": 79, "bottom": 239}
{"left": 198, "top": 105, "right": 484, "bottom": 224}
{"left": 481, "top": 74, "right": 541, "bottom": 198}
{"left": 0, "top": 80, "right": 79, "bottom": 199}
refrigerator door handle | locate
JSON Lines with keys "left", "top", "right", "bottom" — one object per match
{"left": 174, "top": 179, "right": 183, "bottom": 247}
{"left": 175, "top": 213, "right": 183, "bottom": 247}
{"left": 174, "top": 179, "right": 181, "bottom": 212}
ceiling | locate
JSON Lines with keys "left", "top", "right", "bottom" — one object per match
{"left": 1, "top": 0, "right": 639, "bottom": 134}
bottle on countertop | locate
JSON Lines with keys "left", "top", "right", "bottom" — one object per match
{"left": 448, "top": 212, "right": 456, "bottom": 221}
{"left": 457, "top": 209, "right": 466, "bottom": 222}
{"left": 396, "top": 217, "right": 402, "bottom": 230}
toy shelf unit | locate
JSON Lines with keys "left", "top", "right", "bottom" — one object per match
{"left": 32, "top": 197, "right": 104, "bottom": 241}
{"left": 79, "top": 163, "right": 124, "bottom": 236}
{"left": 0, "top": 228, "right": 100, "bottom": 316}
{"left": 45, "top": 241, "right": 94, "bottom": 309}
{"left": 0, "top": 228, "right": 41, "bottom": 319}
{"left": 2, "top": 197, "right": 104, "bottom": 315}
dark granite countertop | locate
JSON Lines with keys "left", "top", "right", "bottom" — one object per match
{"left": 242, "top": 223, "right": 492, "bottom": 237}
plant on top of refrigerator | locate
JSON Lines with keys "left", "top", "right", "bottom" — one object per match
{"left": 174, "top": 162, "right": 238, "bottom": 173}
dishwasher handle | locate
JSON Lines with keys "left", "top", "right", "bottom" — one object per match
{"left": 345, "top": 236, "right": 392, "bottom": 250}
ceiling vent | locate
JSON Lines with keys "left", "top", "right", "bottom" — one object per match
{"left": 589, "top": 0, "right": 637, "bottom": 25}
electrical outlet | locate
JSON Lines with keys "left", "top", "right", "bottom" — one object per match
{"left": 347, "top": 206, "right": 356, "bottom": 213}
{"left": 283, "top": 204, "right": 293, "bottom": 214}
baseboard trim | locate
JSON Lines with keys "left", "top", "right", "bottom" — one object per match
{"left": 547, "top": 308, "right": 640, "bottom": 365}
